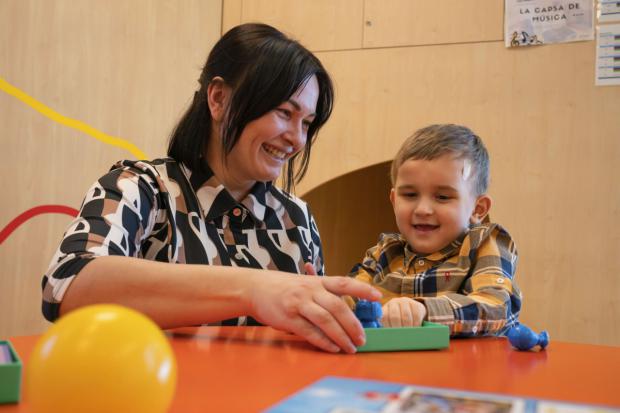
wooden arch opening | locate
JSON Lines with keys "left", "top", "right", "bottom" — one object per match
{"left": 302, "top": 161, "right": 398, "bottom": 276}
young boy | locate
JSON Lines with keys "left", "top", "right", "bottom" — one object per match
{"left": 349, "top": 124, "right": 521, "bottom": 336}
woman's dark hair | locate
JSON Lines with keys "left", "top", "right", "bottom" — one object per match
{"left": 167, "top": 23, "right": 334, "bottom": 193}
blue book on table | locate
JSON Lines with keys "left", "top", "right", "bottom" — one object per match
{"left": 264, "top": 376, "right": 619, "bottom": 413}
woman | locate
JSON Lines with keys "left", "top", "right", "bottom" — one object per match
{"left": 41, "top": 23, "right": 380, "bottom": 354}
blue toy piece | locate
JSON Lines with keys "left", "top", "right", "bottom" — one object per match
{"left": 507, "top": 323, "right": 549, "bottom": 351}
{"left": 354, "top": 300, "right": 383, "bottom": 328}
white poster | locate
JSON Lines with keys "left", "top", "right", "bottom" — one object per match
{"left": 598, "top": 0, "right": 620, "bottom": 22}
{"left": 595, "top": 23, "right": 620, "bottom": 85}
{"left": 505, "top": 0, "right": 595, "bottom": 47}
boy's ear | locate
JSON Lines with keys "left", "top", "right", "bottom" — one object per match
{"left": 207, "top": 76, "right": 230, "bottom": 122}
{"left": 389, "top": 188, "right": 396, "bottom": 207}
{"left": 470, "top": 194, "right": 492, "bottom": 224}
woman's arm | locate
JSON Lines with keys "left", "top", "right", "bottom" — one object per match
{"left": 60, "top": 256, "right": 381, "bottom": 353}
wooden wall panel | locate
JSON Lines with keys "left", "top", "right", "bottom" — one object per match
{"left": 363, "top": 0, "right": 503, "bottom": 48}
{"left": 0, "top": 0, "right": 222, "bottom": 338}
{"left": 301, "top": 41, "right": 615, "bottom": 195}
{"left": 222, "top": 0, "right": 364, "bottom": 51}
{"left": 222, "top": 0, "right": 243, "bottom": 34}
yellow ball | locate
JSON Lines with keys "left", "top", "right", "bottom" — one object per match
{"left": 27, "top": 304, "right": 176, "bottom": 413}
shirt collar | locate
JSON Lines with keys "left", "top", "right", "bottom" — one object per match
{"left": 183, "top": 160, "right": 270, "bottom": 223}
{"left": 402, "top": 229, "right": 468, "bottom": 264}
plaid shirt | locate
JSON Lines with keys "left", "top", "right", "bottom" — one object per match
{"left": 349, "top": 223, "right": 521, "bottom": 336}
{"left": 42, "top": 158, "right": 324, "bottom": 323}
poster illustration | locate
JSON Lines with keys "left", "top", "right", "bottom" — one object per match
{"left": 505, "top": 0, "right": 594, "bottom": 47}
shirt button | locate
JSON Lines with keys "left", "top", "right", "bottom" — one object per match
{"left": 496, "top": 277, "right": 505, "bottom": 284}
{"left": 232, "top": 208, "right": 241, "bottom": 217}
{"left": 418, "top": 259, "right": 425, "bottom": 266}
{"left": 234, "top": 252, "right": 244, "bottom": 260}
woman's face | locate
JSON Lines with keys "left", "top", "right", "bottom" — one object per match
{"left": 221, "top": 75, "right": 319, "bottom": 197}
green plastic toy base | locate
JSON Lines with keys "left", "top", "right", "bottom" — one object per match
{"left": 0, "top": 340, "right": 22, "bottom": 404}
{"left": 357, "top": 322, "right": 450, "bottom": 352}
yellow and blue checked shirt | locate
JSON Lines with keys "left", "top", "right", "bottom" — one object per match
{"left": 349, "top": 222, "right": 521, "bottom": 336}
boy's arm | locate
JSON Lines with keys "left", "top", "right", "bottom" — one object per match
{"left": 347, "top": 234, "right": 407, "bottom": 305}
{"left": 417, "top": 224, "right": 521, "bottom": 336}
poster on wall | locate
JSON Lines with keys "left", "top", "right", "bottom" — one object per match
{"left": 505, "top": 0, "right": 594, "bottom": 47}
{"left": 598, "top": 0, "right": 620, "bottom": 22}
{"left": 595, "top": 23, "right": 620, "bottom": 85}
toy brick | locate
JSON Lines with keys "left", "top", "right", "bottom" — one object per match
{"left": 357, "top": 322, "right": 450, "bottom": 352}
{"left": 0, "top": 340, "right": 22, "bottom": 403}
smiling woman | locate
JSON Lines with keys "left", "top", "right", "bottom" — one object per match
{"left": 204, "top": 75, "right": 319, "bottom": 200}
{"left": 41, "top": 23, "right": 382, "bottom": 354}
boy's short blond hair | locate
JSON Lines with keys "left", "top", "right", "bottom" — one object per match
{"left": 391, "top": 124, "right": 490, "bottom": 196}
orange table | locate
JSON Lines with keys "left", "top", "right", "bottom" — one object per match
{"left": 1, "top": 326, "right": 619, "bottom": 412}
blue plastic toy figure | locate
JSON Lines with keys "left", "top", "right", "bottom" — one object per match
{"left": 507, "top": 323, "right": 549, "bottom": 351}
{"left": 355, "top": 300, "right": 383, "bottom": 328}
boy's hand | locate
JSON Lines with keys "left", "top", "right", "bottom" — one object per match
{"left": 381, "top": 297, "right": 427, "bottom": 327}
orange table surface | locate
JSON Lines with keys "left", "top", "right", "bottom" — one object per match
{"left": 1, "top": 326, "right": 619, "bottom": 412}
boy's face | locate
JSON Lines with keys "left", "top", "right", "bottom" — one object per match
{"left": 390, "top": 154, "right": 491, "bottom": 255}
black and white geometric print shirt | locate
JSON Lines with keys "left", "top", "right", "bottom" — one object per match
{"left": 42, "top": 158, "right": 324, "bottom": 324}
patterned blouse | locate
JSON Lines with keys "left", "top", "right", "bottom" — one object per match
{"left": 42, "top": 158, "right": 324, "bottom": 324}
{"left": 349, "top": 223, "right": 522, "bottom": 336}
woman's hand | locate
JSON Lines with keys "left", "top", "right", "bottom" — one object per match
{"left": 381, "top": 297, "right": 427, "bottom": 327}
{"left": 303, "top": 262, "right": 317, "bottom": 275}
{"left": 248, "top": 273, "right": 381, "bottom": 354}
